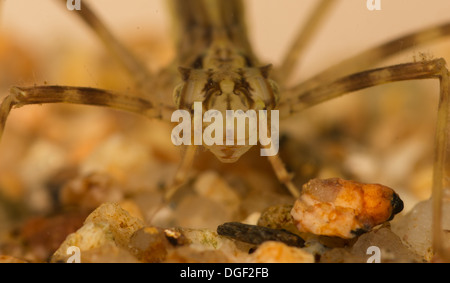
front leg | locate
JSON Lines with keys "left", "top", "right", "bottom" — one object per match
{"left": 279, "top": 22, "right": 450, "bottom": 104}
{"left": 0, "top": 86, "right": 158, "bottom": 139}
{"left": 58, "top": 0, "right": 154, "bottom": 92}
{"left": 266, "top": 152, "right": 300, "bottom": 199}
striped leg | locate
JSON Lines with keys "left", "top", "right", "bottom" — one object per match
{"left": 58, "top": 0, "right": 155, "bottom": 93}
{"left": 280, "top": 58, "right": 450, "bottom": 260}
{"left": 0, "top": 86, "right": 157, "bottom": 138}
{"left": 277, "top": 0, "right": 337, "bottom": 84}
{"left": 280, "top": 22, "right": 450, "bottom": 103}
{"left": 163, "top": 145, "right": 197, "bottom": 202}
{"left": 267, "top": 153, "right": 300, "bottom": 199}
{"left": 281, "top": 59, "right": 447, "bottom": 113}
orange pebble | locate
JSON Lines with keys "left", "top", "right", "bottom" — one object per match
{"left": 290, "top": 178, "right": 403, "bottom": 239}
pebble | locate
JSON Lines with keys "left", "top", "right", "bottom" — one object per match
{"left": 257, "top": 204, "right": 298, "bottom": 234}
{"left": 320, "top": 226, "right": 423, "bottom": 263}
{"left": 391, "top": 198, "right": 450, "bottom": 261}
{"left": 291, "top": 178, "right": 403, "bottom": 238}
{"left": 164, "top": 246, "right": 232, "bottom": 263}
{"left": 248, "top": 241, "right": 314, "bottom": 263}
{"left": 51, "top": 202, "right": 144, "bottom": 263}
{"left": 129, "top": 227, "right": 169, "bottom": 262}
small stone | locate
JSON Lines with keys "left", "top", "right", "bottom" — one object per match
{"left": 180, "top": 228, "right": 225, "bottom": 250}
{"left": 319, "top": 248, "right": 361, "bottom": 263}
{"left": 391, "top": 198, "right": 450, "bottom": 261}
{"left": 248, "top": 241, "right": 314, "bottom": 263}
{"left": 351, "top": 226, "right": 423, "bottom": 262}
{"left": 83, "top": 202, "right": 145, "bottom": 248}
{"left": 164, "top": 228, "right": 190, "bottom": 246}
{"left": 291, "top": 178, "right": 403, "bottom": 239}
{"left": 164, "top": 246, "right": 232, "bottom": 263}
{"left": 51, "top": 202, "right": 144, "bottom": 263}
{"left": 175, "top": 227, "right": 253, "bottom": 261}
{"left": 73, "top": 243, "right": 140, "bottom": 263}
{"left": 119, "top": 199, "right": 145, "bottom": 221}
{"left": 257, "top": 204, "right": 298, "bottom": 234}
{"left": 320, "top": 226, "right": 424, "bottom": 263}
{"left": 129, "top": 227, "right": 169, "bottom": 262}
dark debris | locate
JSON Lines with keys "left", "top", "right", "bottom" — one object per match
{"left": 217, "top": 222, "right": 305, "bottom": 248}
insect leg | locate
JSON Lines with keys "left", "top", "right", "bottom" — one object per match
{"left": 281, "top": 59, "right": 447, "bottom": 113}
{"left": 280, "top": 58, "right": 450, "bottom": 260}
{"left": 280, "top": 22, "right": 450, "bottom": 103}
{"left": 0, "top": 85, "right": 158, "bottom": 139}
{"left": 58, "top": 0, "right": 154, "bottom": 93}
{"left": 277, "top": 0, "right": 337, "bottom": 84}
{"left": 147, "top": 145, "right": 197, "bottom": 223}
{"left": 266, "top": 153, "right": 300, "bottom": 199}
{"left": 163, "top": 145, "right": 197, "bottom": 202}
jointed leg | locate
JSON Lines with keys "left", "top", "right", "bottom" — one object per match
{"left": 0, "top": 85, "right": 157, "bottom": 138}
{"left": 0, "top": 85, "right": 195, "bottom": 224}
{"left": 266, "top": 153, "right": 300, "bottom": 199}
{"left": 280, "top": 59, "right": 448, "bottom": 115}
{"left": 280, "top": 22, "right": 450, "bottom": 102}
{"left": 280, "top": 58, "right": 450, "bottom": 259}
{"left": 58, "top": 0, "right": 155, "bottom": 93}
{"left": 277, "top": 0, "right": 337, "bottom": 84}
{"left": 148, "top": 145, "right": 197, "bottom": 223}
{"left": 163, "top": 145, "right": 197, "bottom": 202}
{"left": 432, "top": 67, "right": 450, "bottom": 260}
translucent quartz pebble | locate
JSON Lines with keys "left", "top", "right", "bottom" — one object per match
{"left": 391, "top": 198, "right": 450, "bottom": 261}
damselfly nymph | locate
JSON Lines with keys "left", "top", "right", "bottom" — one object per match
{"left": 1, "top": 0, "right": 450, "bottom": 262}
